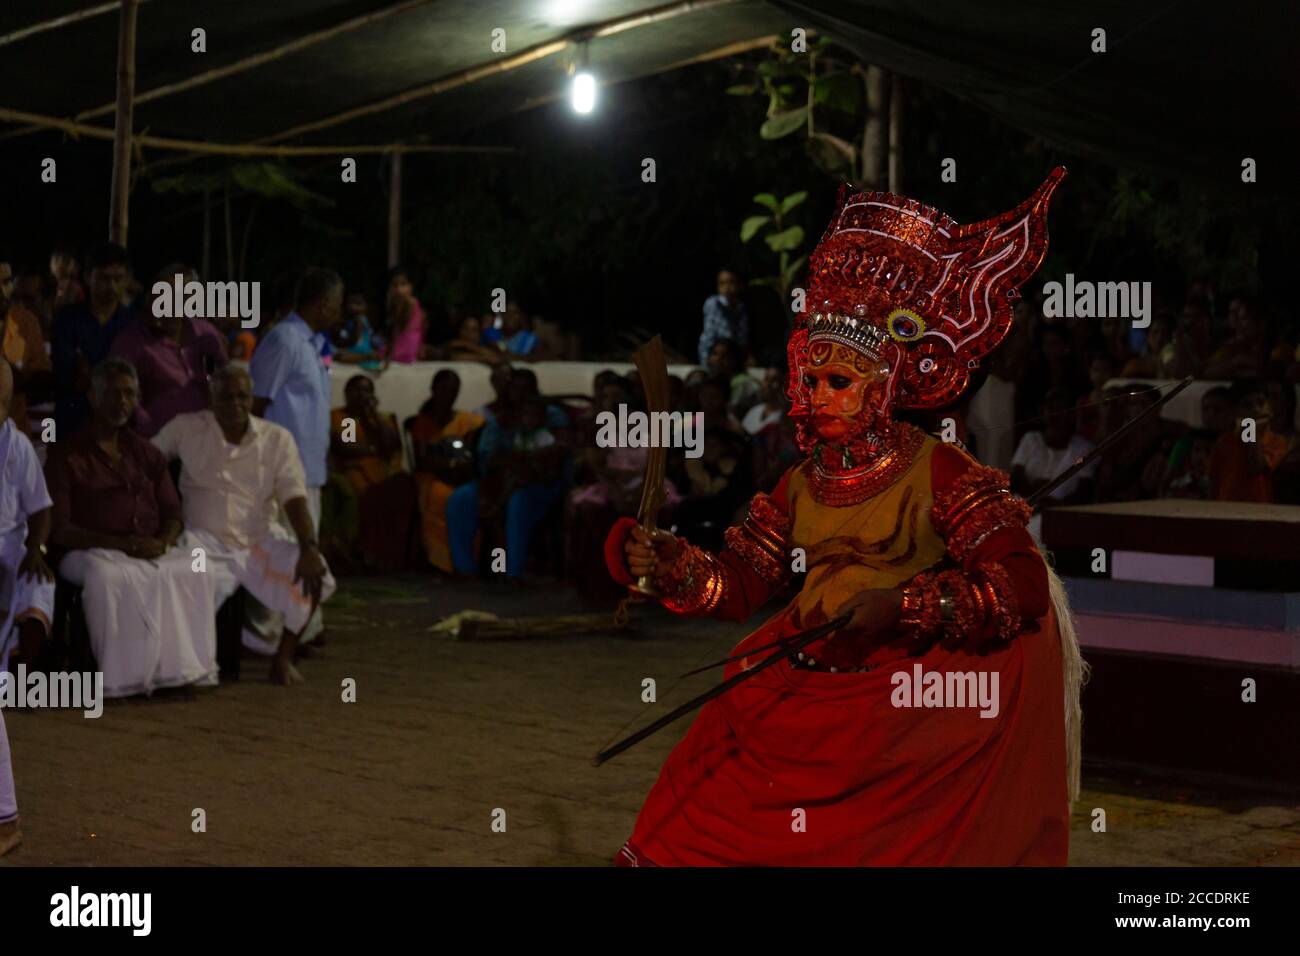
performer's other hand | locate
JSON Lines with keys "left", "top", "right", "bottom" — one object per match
{"left": 838, "top": 588, "right": 903, "bottom": 639}
{"left": 625, "top": 525, "right": 680, "bottom": 578}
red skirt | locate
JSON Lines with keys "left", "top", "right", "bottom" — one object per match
{"left": 617, "top": 607, "right": 1069, "bottom": 866}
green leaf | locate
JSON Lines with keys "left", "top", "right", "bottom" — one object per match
{"left": 725, "top": 84, "right": 757, "bottom": 96}
{"left": 813, "top": 71, "right": 860, "bottom": 113}
{"left": 740, "top": 215, "right": 771, "bottom": 242}
{"left": 752, "top": 193, "right": 779, "bottom": 212}
{"left": 783, "top": 254, "right": 808, "bottom": 285}
{"left": 764, "top": 225, "right": 805, "bottom": 252}
{"left": 780, "top": 191, "right": 808, "bottom": 214}
{"left": 760, "top": 106, "right": 809, "bottom": 140}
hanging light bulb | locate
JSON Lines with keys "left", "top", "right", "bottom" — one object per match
{"left": 571, "top": 41, "right": 596, "bottom": 114}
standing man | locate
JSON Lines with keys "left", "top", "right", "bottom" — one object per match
{"left": 0, "top": 356, "right": 56, "bottom": 857}
{"left": 249, "top": 268, "right": 342, "bottom": 647}
{"left": 697, "top": 268, "right": 749, "bottom": 366}
{"left": 110, "top": 264, "right": 228, "bottom": 437}
{"left": 0, "top": 358, "right": 55, "bottom": 671}
{"left": 1, "top": 261, "right": 54, "bottom": 436}
{"left": 51, "top": 242, "right": 134, "bottom": 436}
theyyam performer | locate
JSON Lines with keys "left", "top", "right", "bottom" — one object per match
{"left": 605, "top": 167, "right": 1086, "bottom": 865}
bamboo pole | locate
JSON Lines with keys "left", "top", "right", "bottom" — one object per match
{"left": 260, "top": 0, "right": 739, "bottom": 144}
{"left": 0, "top": 0, "right": 156, "bottom": 48}
{"left": 201, "top": 185, "right": 211, "bottom": 278}
{"left": 862, "top": 65, "right": 889, "bottom": 190}
{"left": 109, "top": 0, "right": 138, "bottom": 245}
{"left": 224, "top": 184, "right": 234, "bottom": 279}
{"left": 76, "top": 0, "right": 435, "bottom": 122}
{"left": 387, "top": 151, "right": 402, "bottom": 268}
{"left": 0, "top": 106, "right": 515, "bottom": 156}
{"left": 888, "top": 73, "right": 904, "bottom": 194}
{"left": 504, "top": 35, "right": 779, "bottom": 117}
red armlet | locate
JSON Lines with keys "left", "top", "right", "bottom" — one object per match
{"left": 604, "top": 516, "right": 639, "bottom": 587}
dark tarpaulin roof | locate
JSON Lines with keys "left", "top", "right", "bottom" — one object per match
{"left": 1, "top": 0, "right": 1295, "bottom": 191}
{"left": 0, "top": 0, "right": 794, "bottom": 144}
{"left": 772, "top": 0, "right": 1299, "bottom": 194}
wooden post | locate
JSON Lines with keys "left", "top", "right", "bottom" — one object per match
{"left": 388, "top": 150, "right": 402, "bottom": 268}
{"left": 108, "top": 0, "right": 138, "bottom": 244}
{"left": 201, "top": 184, "right": 211, "bottom": 278}
{"left": 224, "top": 184, "right": 235, "bottom": 279}
{"left": 861, "top": 65, "right": 889, "bottom": 190}
{"left": 888, "top": 73, "right": 904, "bottom": 194}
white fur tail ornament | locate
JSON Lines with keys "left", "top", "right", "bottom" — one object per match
{"left": 1047, "top": 562, "right": 1089, "bottom": 804}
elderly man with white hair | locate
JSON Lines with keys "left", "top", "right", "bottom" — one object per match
{"left": 45, "top": 356, "right": 217, "bottom": 698}
{"left": 0, "top": 356, "right": 56, "bottom": 857}
{"left": 153, "top": 364, "right": 333, "bottom": 685}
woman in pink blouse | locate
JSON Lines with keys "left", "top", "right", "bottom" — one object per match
{"left": 385, "top": 267, "right": 427, "bottom": 364}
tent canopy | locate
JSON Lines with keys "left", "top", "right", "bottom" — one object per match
{"left": 1, "top": 0, "right": 1294, "bottom": 189}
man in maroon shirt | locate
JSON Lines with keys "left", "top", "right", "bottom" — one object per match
{"left": 109, "top": 264, "right": 228, "bottom": 438}
{"left": 45, "top": 356, "right": 218, "bottom": 697}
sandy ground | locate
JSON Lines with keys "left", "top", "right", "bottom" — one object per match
{"left": 3, "top": 575, "right": 1298, "bottom": 867}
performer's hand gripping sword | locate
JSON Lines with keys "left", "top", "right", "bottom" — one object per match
{"left": 593, "top": 376, "right": 1195, "bottom": 766}
{"left": 627, "top": 335, "right": 671, "bottom": 598}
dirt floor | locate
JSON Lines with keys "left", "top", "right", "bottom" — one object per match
{"left": 3, "top": 575, "right": 1298, "bottom": 867}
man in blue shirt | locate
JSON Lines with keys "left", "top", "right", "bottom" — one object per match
{"left": 51, "top": 242, "right": 135, "bottom": 435}
{"left": 697, "top": 268, "right": 749, "bottom": 366}
{"left": 250, "top": 268, "right": 342, "bottom": 663}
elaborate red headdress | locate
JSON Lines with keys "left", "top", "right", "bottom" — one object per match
{"left": 788, "top": 167, "right": 1066, "bottom": 426}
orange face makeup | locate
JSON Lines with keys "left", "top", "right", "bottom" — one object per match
{"left": 801, "top": 356, "right": 890, "bottom": 442}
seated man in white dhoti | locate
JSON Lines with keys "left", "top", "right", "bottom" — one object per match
{"left": 45, "top": 356, "right": 217, "bottom": 698}
{"left": 153, "top": 365, "right": 333, "bottom": 686}
{"left": 0, "top": 357, "right": 56, "bottom": 856}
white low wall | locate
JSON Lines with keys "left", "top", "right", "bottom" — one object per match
{"left": 233, "top": 359, "right": 761, "bottom": 420}
{"left": 1107, "top": 378, "right": 1300, "bottom": 429}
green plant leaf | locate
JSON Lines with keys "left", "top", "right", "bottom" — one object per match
{"left": 740, "top": 215, "right": 771, "bottom": 242}
{"left": 783, "top": 254, "right": 808, "bottom": 285}
{"left": 752, "top": 193, "right": 779, "bottom": 212}
{"left": 760, "top": 106, "right": 810, "bottom": 140}
{"left": 780, "top": 191, "right": 809, "bottom": 214}
{"left": 764, "top": 225, "right": 805, "bottom": 252}
{"left": 725, "top": 84, "right": 757, "bottom": 96}
{"left": 813, "top": 71, "right": 860, "bottom": 113}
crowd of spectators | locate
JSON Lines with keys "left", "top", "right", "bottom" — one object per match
{"left": 968, "top": 287, "right": 1300, "bottom": 508}
{"left": 2, "top": 242, "right": 1298, "bottom": 706}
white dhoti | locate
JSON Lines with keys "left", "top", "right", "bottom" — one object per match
{"left": 0, "top": 707, "right": 15, "bottom": 825}
{"left": 0, "top": 532, "right": 56, "bottom": 673}
{"left": 189, "top": 527, "right": 336, "bottom": 657}
{"left": 59, "top": 542, "right": 218, "bottom": 698}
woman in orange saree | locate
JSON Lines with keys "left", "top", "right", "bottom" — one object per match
{"left": 410, "top": 369, "right": 484, "bottom": 572}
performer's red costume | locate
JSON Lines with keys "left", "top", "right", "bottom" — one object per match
{"left": 606, "top": 168, "right": 1085, "bottom": 866}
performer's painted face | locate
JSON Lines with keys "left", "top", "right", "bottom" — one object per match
{"left": 802, "top": 345, "right": 891, "bottom": 442}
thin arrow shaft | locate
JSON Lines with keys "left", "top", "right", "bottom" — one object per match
{"left": 593, "top": 613, "right": 850, "bottom": 766}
